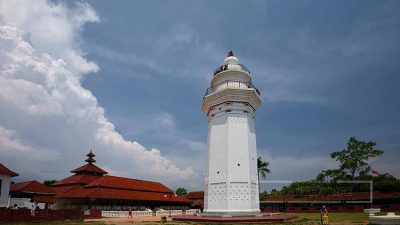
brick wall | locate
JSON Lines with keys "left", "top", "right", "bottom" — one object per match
{"left": 0, "top": 208, "right": 83, "bottom": 223}
{"left": 84, "top": 209, "right": 102, "bottom": 219}
{"left": 263, "top": 204, "right": 400, "bottom": 213}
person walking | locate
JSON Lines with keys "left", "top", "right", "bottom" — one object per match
{"left": 320, "top": 205, "right": 329, "bottom": 225}
{"left": 128, "top": 207, "right": 132, "bottom": 218}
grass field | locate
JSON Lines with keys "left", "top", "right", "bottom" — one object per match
{"left": 295, "top": 212, "right": 368, "bottom": 222}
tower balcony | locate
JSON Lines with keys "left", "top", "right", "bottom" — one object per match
{"left": 204, "top": 80, "right": 261, "bottom": 98}
{"left": 214, "top": 64, "right": 251, "bottom": 76}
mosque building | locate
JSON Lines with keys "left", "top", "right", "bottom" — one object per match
{"left": 52, "top": 150, "right": 192, "bottom": 210}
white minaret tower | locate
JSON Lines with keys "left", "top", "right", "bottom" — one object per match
{"left": 202, "top": 51, "right": 262, "bottom": 214}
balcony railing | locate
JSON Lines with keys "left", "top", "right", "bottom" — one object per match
{"left": 204, "top": 80, "right": 261, "bottom": 97}
{"left": 214, "top": 64, "right": 251, "bottom": 76}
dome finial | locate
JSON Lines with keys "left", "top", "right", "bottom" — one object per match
{"left": 227, "top": 50, "right": 234, "bottom": 57}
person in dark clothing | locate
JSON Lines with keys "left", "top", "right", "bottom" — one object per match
{"left": 320, "top": 205, "right": 329, "bottom": 224}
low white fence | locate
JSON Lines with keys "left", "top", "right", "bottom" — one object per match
{"left": 155, "top": 210, "right": 183, "bottom": 216}
{"left": 102, "top": 209, "right": 201, "bottom": 217}
{"left": 186, "top": 209, "right": 201, "bottom": 215}
{"left": 102, "top": 210, "right": 153, "bottom": 217}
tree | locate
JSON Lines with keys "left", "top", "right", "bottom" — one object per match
{"left": 373, "top": 173, "right": 400, "bottom": 193}
{"left": 43, "top": 180, "right": 57, "bottom": 186}
{"left": 175, "top": 187, "right": 188, "bottom": 196}
{"left": 329, "top": 137, "right": 383, "bottom": 180}
{"left": 257, "top": 157, "right": 270, "bottom": 180}
{"left": 257, "top": 157, "right": 270, "bottom": 194}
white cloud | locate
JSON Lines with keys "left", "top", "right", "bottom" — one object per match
{"left": 0, "top": 0, "right": 99, "bottom": 75}
{"left": 0, "top": 0, "right": 195, "bottom": 183}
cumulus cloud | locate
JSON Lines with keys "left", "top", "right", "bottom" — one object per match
{"left": 0, "top": 0, "right": 195, "bottom": 183}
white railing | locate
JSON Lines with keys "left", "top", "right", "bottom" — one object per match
{"left": 204, "top": 80, "right": 260, "bottom": 97}
{"left": 102, "top": 210, "right": 153, "bottom": 217}
{"left": 155, "top": 210, "right": 183, "bottom": 216}
{"left": 185, "top": 209, "right": 201, "bottom": 215}
{"left": 101, "top": 209, "right": 198, "bottom": 217}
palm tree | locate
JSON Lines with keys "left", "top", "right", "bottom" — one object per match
{"left": 257, "top": 156, "right": 270, "bottom": 196}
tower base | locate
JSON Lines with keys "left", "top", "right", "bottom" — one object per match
{"left": 202, "top": 210, "right": 261, "bottom": 216}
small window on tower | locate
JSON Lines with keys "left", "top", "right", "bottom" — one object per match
{"left": 217, "top": 171, "right": 220, "bottom": 174}
{"left": 238, "top": 163, "right": 240, "bottom": 167}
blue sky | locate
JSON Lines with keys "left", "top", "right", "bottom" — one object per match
{"left": 1, "top": 0, "right": 399, "bottom": 191}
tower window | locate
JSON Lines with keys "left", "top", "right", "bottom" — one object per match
{"left": 237, "top": 164, "right": 240, "bottom": 166}
{"left": 217, "top": 171, "right": 220, "bottom": 174}
{"left": 226, "top": 110, "right": 231, "bottom": 112}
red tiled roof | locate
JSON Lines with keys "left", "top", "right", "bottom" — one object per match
{"left": 33, "top": 196, "right": 56, "bottom": 203}
{"left": 186, "top": 191, "right": 204, "bottom": 200}
{"left": 71, "top": 164, "right": 107, "bottom": 175}
{"left": 56, "top": 187, "right": 192, "bottom": 203}
{"left": 53, "top": 174, "right": 101, "bottom": 186}
{"left": 84, "top": 175, "right": 172, "bottom": 193}
{"left": 0, "top": 163, "right": 18, "bottom": 177}
{"left": 54, "top": 185, "right": 84, "bottom": 198}
{"left": 52, "top": 185, "right": 79, "bottom": 194}
{"left": 263, "top": 192, "right": 400, "bottom": 202}
{"left": 10, "top": 180, "right": 55, "bottom": 195}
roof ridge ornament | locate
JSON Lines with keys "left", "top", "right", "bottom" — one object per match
{"left": 85, "top": 149, "right": 96, "bottom": 164}
{"left": 227, "top": 50, "right": 234, "bottom": 57}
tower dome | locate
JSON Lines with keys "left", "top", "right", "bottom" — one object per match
{"left": 224, "top": 51, "right": 240, "bottom": 65}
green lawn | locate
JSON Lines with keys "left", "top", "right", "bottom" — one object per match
{"left": 2, "top": 222, "right": 105, "bottom": 225}
{"left": 294, "top": 212, "right": 369, "bottom": 222}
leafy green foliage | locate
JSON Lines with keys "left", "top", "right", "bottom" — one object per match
{"left": 257, "top": 156, "right": 270, "bottom": 179}
{"left": 43, "top": 180, "right": 57, "bottom": 186}
{"left": 175, "top": 187, "right": 188, "bottom": 196}
{"left": 373, "top": 173, "right": 400, "bottom": 192}
{"left": 329, "top": 137, "right": 383, "bottom": 180}
{"left": 274, "top": 137, "right": 399, "bottom": 195}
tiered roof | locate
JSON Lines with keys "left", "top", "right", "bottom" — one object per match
{"left": 53, "top": 150, "right": 191, "bottom": 204}
{"left": 56, "top": 175, "right": 191, "bottom": 203}
{"left": 53, "top": 150, "right": 107, "bottom": 188}
{"left": 0, "top": 163, "right": 19, "bottom": 177}
{"left": 85, "top": 175, "right": 172, "bottom": 193}
{"left": 53, "top": 174, "right": 101, "bottom": 186}
{"left": 70, "top": 164, "right": 108, "bottom": 175}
